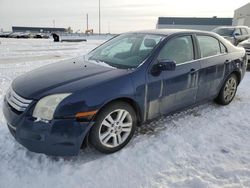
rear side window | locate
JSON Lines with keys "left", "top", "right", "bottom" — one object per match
{"left": 158, "top": 36, "right": 194, "bottom": 64}
{"left": 197, "top": 35, "right": 221, "bottom": 58}
{"left": 241, "top": 28, "right": 248, "bottom": 35}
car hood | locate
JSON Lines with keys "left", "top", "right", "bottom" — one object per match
{"left": 12, "top": 57, "right": 130, "bottom": 99}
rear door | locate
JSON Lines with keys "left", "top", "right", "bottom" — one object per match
{"left": 195, "top": 35, "right": 228, "bottom": 102}
{"left": 155, "top": 35, "right": 201, "bottom": 115}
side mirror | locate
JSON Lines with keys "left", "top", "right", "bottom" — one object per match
{"left": 151, "top": 59, "right": 176, "bottom": 76}
{"left": 157, "top": 59, "right": 176, "bottom": 71}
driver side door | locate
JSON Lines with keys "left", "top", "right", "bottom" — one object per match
{"left": 157, "top": 35, "right": 201, "bottom": 115}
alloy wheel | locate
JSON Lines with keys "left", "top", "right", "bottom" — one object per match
{"left": 98, "top": 109, "right": 133, "bottom": 148}
{"left": 223, "top": 77, "right": 237, "bottom": 103}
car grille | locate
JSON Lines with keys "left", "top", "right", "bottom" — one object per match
{"left": 245, "top": 48, "right": 250, "bottom": 56}
{"left": 6, "top": 88, "right": 32, "bottom": 112}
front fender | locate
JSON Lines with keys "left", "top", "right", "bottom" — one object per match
{"left": 54, "top": 74, "right": 136, "bottom": 118}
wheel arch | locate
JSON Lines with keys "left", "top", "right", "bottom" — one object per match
{"left": 81, "top": 97, "right": 141, "bottom": 149}
{"left": 95, "top": 97, "right": 143, "bottom": 126}
{"left": 230, "top": 70, "right": 241, "bottom": 85}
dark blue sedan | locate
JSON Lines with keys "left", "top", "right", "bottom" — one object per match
{"left": 3, "top": 29, "right": 247, "bottom": 156}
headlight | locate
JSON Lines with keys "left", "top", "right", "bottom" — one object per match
{"left": 33, "top": 93, "right": 71, "bottom": 121}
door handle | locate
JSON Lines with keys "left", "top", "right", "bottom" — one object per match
{"left": 190, "top": 68, "right": 198, "bottom": 74}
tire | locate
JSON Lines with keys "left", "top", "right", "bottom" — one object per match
{"left": 89, "top": 101, "right": 137, "bottom": 153}
{"left": 215, "top": 74, "right": 238, "bottom": 105}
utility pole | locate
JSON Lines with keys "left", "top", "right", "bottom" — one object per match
{"left": 99, "top": 0, "right": 101, "bottom": 35}
{"left": 86, "top": 14, "right": 89, "bottom": 31}
{"left": 108, "top": 21, "right": 110, "bottom": 34}
{"left": 53, "top": 19, "right": 55, "bottom": 28}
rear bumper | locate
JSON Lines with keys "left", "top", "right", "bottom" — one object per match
{"left": 3, "top": 97, "right": 94, "bottom": 156}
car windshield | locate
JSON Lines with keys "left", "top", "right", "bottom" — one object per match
{"left": 213, "top": 28, "right": 234, "bottom": 37}
{"left": 86, "top": 33, "right": 163, "bottom": 69}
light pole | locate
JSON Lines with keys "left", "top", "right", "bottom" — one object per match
{"left": 86, "top": 13, "right": 89, "bottom": 31}
{"left": 53, "top": 19, "right": 55, "bottom": 28}
{"left": 108, "top": 21, "right": 110, "bottom": 34}
{"left": 99, "top": 0, "right": 101, "bottom": 35}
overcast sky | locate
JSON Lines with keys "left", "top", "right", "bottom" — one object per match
{"left": 0, "top": 0, "right": 249, "bottom": 33}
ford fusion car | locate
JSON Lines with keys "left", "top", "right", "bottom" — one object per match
{"left": 3, "top": 29, "right": 247, "bottom": 156}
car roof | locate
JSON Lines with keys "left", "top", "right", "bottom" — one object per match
{"left": 128, "top": 29, "right": 214, "bottom": 36}
{"left": 127, "top": 29, "right": 236, "bottom": 52}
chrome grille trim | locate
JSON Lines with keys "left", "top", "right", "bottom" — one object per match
{"left": 246, "top": 48, "right": 250, "bottom": 55}
{"left": 6, "top": 88, "right": 32, "bottom": 112}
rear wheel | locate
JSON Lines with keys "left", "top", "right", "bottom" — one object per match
{"left": 215, "top": 74, "right": 238, "bottom": 105}
{"left": 89, "top": 102, "right": 137, "bottom": 153}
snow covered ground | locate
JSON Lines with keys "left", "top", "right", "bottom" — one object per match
{"left": 0, "top": 38, "right": 250, "bottom": 188}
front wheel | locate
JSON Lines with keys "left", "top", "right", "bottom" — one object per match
{"left": 215, "top": 74, "right": 238, "bottom": 105}
{"left": 89, "top": 102, "right": 137, "bottom": 153}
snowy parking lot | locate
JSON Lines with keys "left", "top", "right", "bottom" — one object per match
{"left": 0, "top": 38, "right": 250, "bottom": 188}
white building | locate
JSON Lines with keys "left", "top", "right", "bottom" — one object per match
{"left": 233, "top": 3, "right": 250, "bottom": 27}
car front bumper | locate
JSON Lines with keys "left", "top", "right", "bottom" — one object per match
{"left": 3, "top": 97, "right": 94, "bottom": 156}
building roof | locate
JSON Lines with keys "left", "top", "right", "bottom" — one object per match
{"left": 158, "top": 17, "right": 233, "bottom": 26}
{"left": 12, "top": 26, "right": 67, "bottom": 33}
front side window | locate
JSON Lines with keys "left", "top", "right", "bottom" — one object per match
{"left": 87, "top": 34, "right": 163, "bottom": 69}
{"left": 197, "top": 35, "right": 221, "bottom": 58}
{"left": 158, "top": 36, "right": 194, "bottom": 64}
